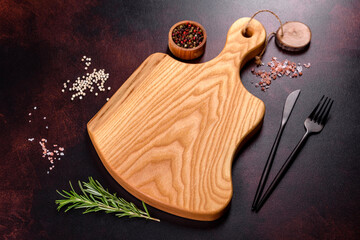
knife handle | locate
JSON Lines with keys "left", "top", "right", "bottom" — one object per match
{"left": 251, "top": 124, "right": 285, "bottom": 210}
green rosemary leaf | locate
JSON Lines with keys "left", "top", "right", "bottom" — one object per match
{"left": 56, "top": 190, "right": 68, "bottom": 199}
{"left": 59, "top": 189, "right": 72, "bottom": 198}
{"left": 115, "top": 213, "right": 130, "bottom": 218}
{"left": 65, "top": 202, "right": 80, "bottom": 212}
{"left": 55, "top": 177, "right": 159, "bottom": 222}
{"left": 69, "top": 181, "right": 76, "bottom": 194}
{"left": 109, "top": 198, "right": 117, "bottom": 208}
{"left": 142, "top": 201, "right": 150, "bottom": 217}
{"left": 102, "top": 195, "right": 108, "bottom": 206}
{"left": 78, "top": 180, "right": 89, "bottom": 199}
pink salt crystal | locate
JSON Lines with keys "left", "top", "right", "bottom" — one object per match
{"left": 303, "top": 63, "right": 311, "bottom": 68}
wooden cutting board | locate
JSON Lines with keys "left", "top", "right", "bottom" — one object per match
{"left": 88, "top": 17, "right": 266, "bottom": 221}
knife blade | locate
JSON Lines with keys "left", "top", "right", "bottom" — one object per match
{"left": 281, "top": 89, "right": 301, "bottom": 126}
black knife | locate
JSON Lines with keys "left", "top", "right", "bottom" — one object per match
{"left": 251, "top": 89, "right": 301, "bottom": 211}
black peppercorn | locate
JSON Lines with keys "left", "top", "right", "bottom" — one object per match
{"left": 172, "top": 22, "right": 204, "bottom": 48}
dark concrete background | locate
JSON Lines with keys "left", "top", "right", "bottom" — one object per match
{"left": 0, "top": 0, "right": 359, "bottom": 239}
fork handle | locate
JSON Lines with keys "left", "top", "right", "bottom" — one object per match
{"left": 255, "top": 131, "right": 310, "bottom": 212}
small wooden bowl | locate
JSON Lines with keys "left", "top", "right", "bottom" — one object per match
{"left": 168, "top": 20, "right": 207, "bottom": 60}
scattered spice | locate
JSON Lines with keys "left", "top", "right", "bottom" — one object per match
{"left": 62, "top": 56, "right": 110, "bottom": 101}
{"left": 304, "top": 63, "right": 311, "bottom": 68}
{"left": 251, "top": 57, "right": 311, "bottom": 92}
{"left": 39, "top": 138, "right": 65, "bottom": 174}
{"left": 172, "top": 22, "right": 204, "bottom": 48}
{"left": 27, "top": 106, "right": 65, "bottom": 174}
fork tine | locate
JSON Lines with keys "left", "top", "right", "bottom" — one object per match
{"left": 316, "top": 98, "right": 330, "bottom": 123}
{"left": 314, "top": 97, "right": 329, "bottom": 123}
{"left": 313, "top": 97, "right": 329, "bottom": 122}
{"left": 309, "top": 95, "right": 324, "bottom": 120}
{"left": 320, "top": 99, "right": 334, "bottom": 124}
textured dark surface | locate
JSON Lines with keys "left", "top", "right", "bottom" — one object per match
{"left": 0, "top": 0, "right": 359, "bottom": 239}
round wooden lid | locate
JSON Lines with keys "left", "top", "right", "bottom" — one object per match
{"left": 275, "top": 21, "right": 311, "bottom": 52}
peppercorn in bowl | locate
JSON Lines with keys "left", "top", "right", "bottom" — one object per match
{"left": 168, "top": 20, "right": 207, "bottom": 60}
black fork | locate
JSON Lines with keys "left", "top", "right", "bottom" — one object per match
{"left": 255, "top": 96, "right": 334, "bottom": 212}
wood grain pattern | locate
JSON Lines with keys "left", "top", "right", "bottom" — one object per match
{"left": 87, "top": 17, "right": 266, "bottom": 221}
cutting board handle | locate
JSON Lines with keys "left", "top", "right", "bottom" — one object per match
{"left": 216, "top": 17, "right": 266, "bottom": 69}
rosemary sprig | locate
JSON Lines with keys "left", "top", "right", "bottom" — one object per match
{"left": 56, "top": 177, "right": 160, "bottom": 222}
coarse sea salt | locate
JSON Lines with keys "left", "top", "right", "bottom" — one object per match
{"left": 27, "top": 107, "right": 65, "bottom": 174}
{"left": 251, "top": 57, "right": 311, "bottom": 92}
{"left": 39, "top": 138, "right": 65, "bottom": 174}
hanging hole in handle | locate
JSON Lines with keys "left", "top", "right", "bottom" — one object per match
{"left": 242, "top": 26, "right": 254, "bottom": 38}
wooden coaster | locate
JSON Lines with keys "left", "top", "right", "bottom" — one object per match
{"left": 275, "top": 21, "right": 311, "bottom": 52}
